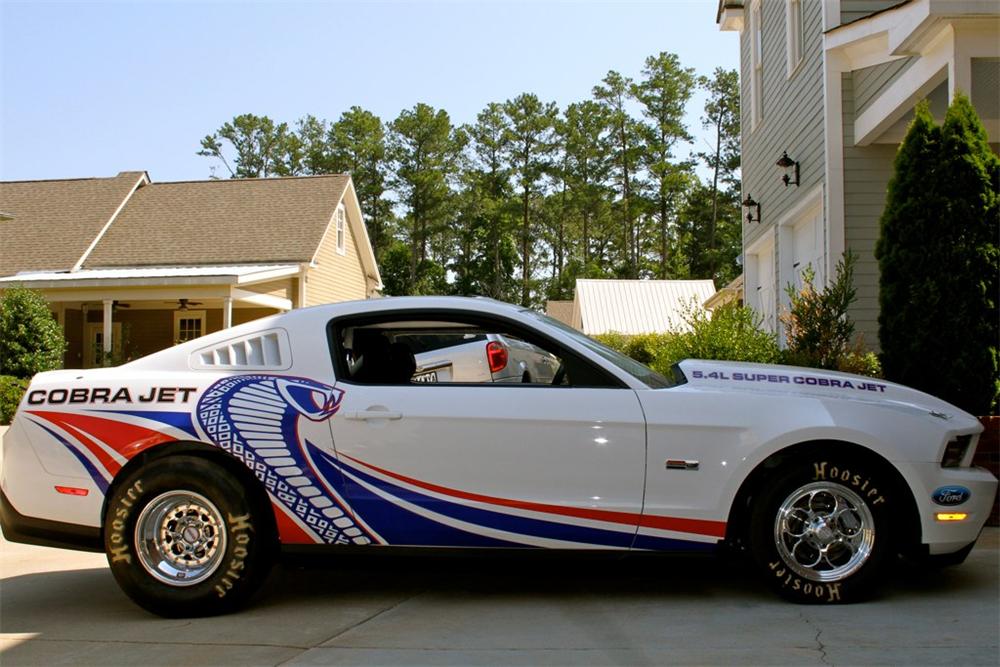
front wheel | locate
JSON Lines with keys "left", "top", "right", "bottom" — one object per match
{"left": 749, "top": 456, "right": 895, "bottom": 604}
{"left": 103, "top": 455, "right": 276, "bottom": 617}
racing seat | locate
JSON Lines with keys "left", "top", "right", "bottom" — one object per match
{"left": 351, "top": 333, "right": 393, "bottom": 384}
{"left": 388, "top": 342, "right": 417, "bottom": 383}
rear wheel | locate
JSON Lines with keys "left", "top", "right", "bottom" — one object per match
{"left": 749, "top": 456, "right": 894, "bottom": 603}
{"left": 104, "top": 455, "right": 275, "bottom": 617}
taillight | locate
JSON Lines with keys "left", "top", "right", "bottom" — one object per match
{"left": 486, "top": 341, "right": 508, "bottom": 373}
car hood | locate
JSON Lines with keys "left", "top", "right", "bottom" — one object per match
{"left": 675, "top": 359, "right": 978, "bottom": 423}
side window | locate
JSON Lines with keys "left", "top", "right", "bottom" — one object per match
{"left": 329, "top": 315, "right": 615, "bottom": 387}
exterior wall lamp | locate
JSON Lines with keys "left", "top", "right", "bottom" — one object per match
{"left": 742, "top": 194, "right": 761, "bottom": 224}
{"left": 776, "top": 151, "right": 800, "bottom": 187}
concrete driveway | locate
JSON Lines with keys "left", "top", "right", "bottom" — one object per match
{"left": 1, "top": 528, "right": 997, "bottom": 666}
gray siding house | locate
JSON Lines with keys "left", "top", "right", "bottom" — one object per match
{"left": 717, "top": 0, "right": 999, "bottom": 347}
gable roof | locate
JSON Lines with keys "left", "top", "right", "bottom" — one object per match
{"left": 545, "top": 300, "right": 574, "bottom": 327}
{"left": 0, "top": 171, "right": 147, "bottom": 275}
{"left": 572, "top": 279, "right": 717, "bottom": 335}
{"left": 83, "top": 174, "right": 352, "bottom": 268}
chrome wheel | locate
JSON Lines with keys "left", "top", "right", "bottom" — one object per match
{"left": 774, "top": 482, "right": 875, "bottom": 582}
{"left": 134, "top": 490, "right": 227, "bottom": 587}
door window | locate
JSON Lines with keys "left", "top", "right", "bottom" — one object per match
{"left": 329, "top": 313, "right": 618, "bottom": 388}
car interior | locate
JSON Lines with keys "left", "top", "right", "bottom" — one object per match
{"left": 329, "top": 315, "right": 618, "bottom": 388}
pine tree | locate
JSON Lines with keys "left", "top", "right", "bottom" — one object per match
{"left": 877, "top": 97, "right": 999, "bottom": 414}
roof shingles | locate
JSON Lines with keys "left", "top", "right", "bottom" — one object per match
{"left": 83, "top": 175, "right": 350, "bottom": 268}
{"left": 0, "top": 172, "right": 146, "bottom": 276}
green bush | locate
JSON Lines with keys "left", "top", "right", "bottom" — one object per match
{"left": 0, "top": 286, "right": 66, "bottom": 377}
{"left": 876, "top": 96, "right": 999, "bottom": 414}
{"left": 595, "top": 301, "right": 782, "bottom": 376}
{"left": 669, "top": 301, "right": 782, "bottom": 367}
{"left": 0, "top": 376, "right": 29, "bottom": 425}
{"left": 779, "top": 251, "right": 880, "bottom": 378}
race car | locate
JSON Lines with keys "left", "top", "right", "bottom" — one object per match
{"left": 1, "top": 296, "right": 995, "bottom": 616}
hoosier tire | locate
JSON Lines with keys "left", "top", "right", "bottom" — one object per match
{"left": 103, "top": 455, "right": 275, "bottom": 617}
{"left": 749, "top": 456, "right": 895, "bottom": 604}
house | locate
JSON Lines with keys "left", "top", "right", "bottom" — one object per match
{"left": 0, "top": 171, "right": 382, "bottom": 367}
{"left": 568, "top": 279, "right": 716, "bottom": 335}
{"left": 704, "top": 274, "right": 745, "bottom": 311}
{"left": 717, "top": 0, "right": 999, "bottom": 345}
{"left": 544, "top": 300, "right": 574, "bottom": 327}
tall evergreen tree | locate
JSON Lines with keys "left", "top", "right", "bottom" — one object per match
{"left": 877, "top": 96, "right": 999, "bottom": 414}
{"left": 330, "top": 107, "right": 394, "bottom": 260}
{"left": 295, "top": 114, "right": 333, "bottom": 175}
{"left": 695, "top": 68, "right": 741, "bottom": 282}
{"left": 502, "top": 93, "right": 558, "bottom": 306}
{"left": 389, "top": 103, "right": 463, "bottom": 284}
{"left": 559, "top": 101, "right": 613, "bottom": 273}
{"left": 461, "top": 103, "right": 517, "bottom": 299}
{"left": 634, "top": 52, "right": 696, "bottom": 279}
{"left": 593, "top": 71, "right": 643, "bottom": 278}
{"left": 198, "top": 114, "right": 301, "bottom": 178}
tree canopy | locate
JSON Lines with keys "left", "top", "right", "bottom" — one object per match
{"left": 198, "top": 52, "right": 742, "bottom": 307}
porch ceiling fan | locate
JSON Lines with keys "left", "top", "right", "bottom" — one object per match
{"left": 164, "top": 298, "right": 204, "bottom": 311}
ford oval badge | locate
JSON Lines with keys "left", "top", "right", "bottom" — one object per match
{"left": 932, "top": 486, "right": 971, "bottom": 506}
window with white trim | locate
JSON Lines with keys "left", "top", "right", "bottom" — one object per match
{"left": 786, "top": 0, "right": 803, "bottom": 78}
{"left": 750, "top": 0, "right": 764, "bottom": 129}
{"left": 335, "top": 206, "right": 346, "bottom": 255}
{"left": 173, "top": 310, "right": 206, "bottom": 344}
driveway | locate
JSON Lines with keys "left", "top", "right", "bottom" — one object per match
{"left": 1, "top": 527, "right": 997, "bottom": 666}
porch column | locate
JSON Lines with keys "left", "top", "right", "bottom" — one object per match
{"left": 222, "top": 296, "right": 233, "bottom": 329}
{"left": 102, "top": 299, "right": 113, "bottom": 366}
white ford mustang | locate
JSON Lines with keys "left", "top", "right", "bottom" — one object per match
{"left": 1, "top": 297, "right": 995, "bottom": 616}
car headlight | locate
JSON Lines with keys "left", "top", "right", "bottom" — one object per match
{"left": 941, "top": 434, "right": 974, "bottom": 468}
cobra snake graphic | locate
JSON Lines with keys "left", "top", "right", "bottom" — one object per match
{"left": 196, "top": 375, "right": 371, "bottom": 545}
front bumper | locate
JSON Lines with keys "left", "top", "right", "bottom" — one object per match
{"left": 902, "top": 462, "right": 998, "bottom": 555}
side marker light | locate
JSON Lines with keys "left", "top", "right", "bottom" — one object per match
{"left": 55, "top": 486, "right": 89, "bottom": 497}
{"left": 935, "top": 512, "right": 968, "bottom": 522}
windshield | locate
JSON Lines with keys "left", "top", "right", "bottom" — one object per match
{"left": 524, "top": 311, "right": 676, "bottom": 389}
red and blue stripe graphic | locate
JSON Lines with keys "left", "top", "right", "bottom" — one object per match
{"left": 319, "top": 449, "right": 721, "bottom": 551}
{"left": 26, "top": 404, "right": 725, "bottom": 553}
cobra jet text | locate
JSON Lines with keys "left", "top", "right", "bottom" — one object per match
{"left": 26, "top": 387, "right": 198, "bottom": 405}
{"left": 691, "top": 370, "right": 886, "bottom": 393}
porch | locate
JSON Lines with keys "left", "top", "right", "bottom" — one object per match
{"left": 0, "top": 264, "right": 303, "bottom": 368}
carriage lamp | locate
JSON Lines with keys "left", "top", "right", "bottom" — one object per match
{"left": 742, "top": 195, "right": 761, "bottom": 224}
{"left": 776, "top": 151, "right": 800, "bottom": 187}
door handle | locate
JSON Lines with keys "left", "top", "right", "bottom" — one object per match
{"left": 344, "top": 410, "right": 403, "bottom": 421}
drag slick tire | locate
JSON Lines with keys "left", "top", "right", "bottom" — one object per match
{"left": 103, "top": 455, "right": 275, "bottom": 617}
{"left": 749, "top": 456, "right": 894, "bottom": 604}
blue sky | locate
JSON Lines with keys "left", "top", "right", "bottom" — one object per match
{"left": 1, "top": 1, "right": 739, "bottom": 182}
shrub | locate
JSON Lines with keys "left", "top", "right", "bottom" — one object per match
{"left": 595, "top": 301, "right": 782, "bottom": 376}
{"left": 670, "top": 301, "right": 782, "bottom": 367}
{"left": 779, "top": 251, "right": 879, "bottom": 377}
{"left": 0, "top": 286, "right": 67, "bottom": 377}
{"left": 0, "top": 376, "right": 29, "bottom": 425}
{"left": 876, "top": 96, "right": 999, "bottom": 414}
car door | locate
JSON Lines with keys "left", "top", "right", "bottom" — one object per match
{"left": 324, "top": 316, "right": 647, "bottom": 550}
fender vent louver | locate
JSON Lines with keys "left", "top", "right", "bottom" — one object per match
{"left": 191, "top": 329, "right": 292, "bottom": 371}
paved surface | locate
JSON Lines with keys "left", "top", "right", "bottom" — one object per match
{"left": 0, "top": 529, "right": 997, "bottom": 666}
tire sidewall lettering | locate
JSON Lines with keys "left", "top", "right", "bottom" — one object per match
{"left": 107, "top": 479, "right": 144, "bottom": 564}
{"left": 757, "top": 458, "right": 889, "bottom": 604}
{"left": 214, "top": 513, "right": 254, "bottom": 599}
{"left": 812, "top": 461, "right": 888, "bottom": 506}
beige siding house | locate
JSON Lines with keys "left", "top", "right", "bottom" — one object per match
{"left": 0, "top": 172, "right": 381, "bottom": 367}
{"left": 718, "top": 0, "right": 999, "bottom": 347}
